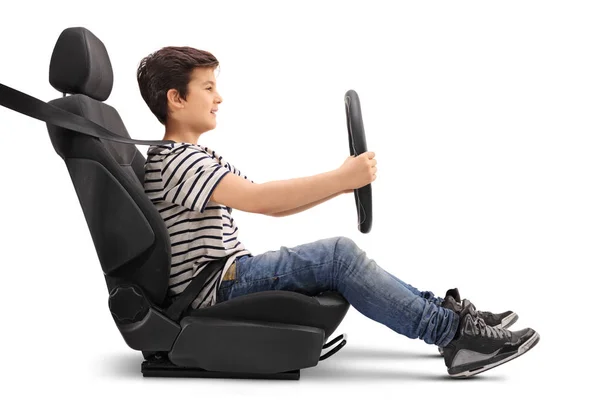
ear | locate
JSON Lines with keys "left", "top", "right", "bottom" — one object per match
{"left": 166, "top": 88, "right": 185, "bottom": 110}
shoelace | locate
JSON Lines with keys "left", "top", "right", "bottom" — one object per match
{"left": 462, "top": 299, "right": 509, "bottom": 340}
{"left": 474, "top": 316, "right": 509, "bottom": 340}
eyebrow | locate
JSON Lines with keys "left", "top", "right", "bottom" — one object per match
{"left": 201, "top": 80, "right": 216, "bottom": 85}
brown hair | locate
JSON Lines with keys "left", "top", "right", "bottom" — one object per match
{"left": 137, "top": 46, "right": 219, "bottom": 125}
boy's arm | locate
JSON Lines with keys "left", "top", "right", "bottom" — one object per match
{"left": 269, "top": 191, "right": 343, "bottom": 217}
{"left": 211, "top": 169, "right": 346, "bottom": 215}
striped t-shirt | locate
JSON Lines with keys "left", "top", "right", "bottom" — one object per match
{"left": 143, "top": 142, "right": 253, "bottom": 309}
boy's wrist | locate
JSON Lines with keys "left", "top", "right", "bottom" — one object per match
{"left": 330, "top": 169, "right": 348, "bottom": 193}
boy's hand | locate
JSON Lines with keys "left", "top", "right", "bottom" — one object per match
{"left": 337, "top": 151, "right": 377, "bottom": 192}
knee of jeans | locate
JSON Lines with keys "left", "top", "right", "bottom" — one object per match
{"left": 331, "top": 236, "right": 366, "bottom": 284}
{"left": 335, "top": 236, "right": 356, "bottom": 252}
{"left": 334, "top": 236, "right": 361, "bottom": 265}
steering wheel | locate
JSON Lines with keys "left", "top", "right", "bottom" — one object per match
{"left": 344, "top": 89, "right": 373, "bottom": 234}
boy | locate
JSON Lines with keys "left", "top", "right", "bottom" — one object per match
{"left": 138, "top": 46, "right": 539, "bottom": 378}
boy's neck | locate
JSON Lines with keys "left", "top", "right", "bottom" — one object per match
{"left": 163, "top": 132, "right": 200, "bottom": 145}
{"left": 164, "top": 120, "right": 204, "bottom": 144}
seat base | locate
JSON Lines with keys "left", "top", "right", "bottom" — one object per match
{"left": 141, "top": 357, "right": 300, "bottom": 380}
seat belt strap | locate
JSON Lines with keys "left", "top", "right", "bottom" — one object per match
{"left": 164, "top": 257, "right": 228, "bottom": 321}
{"left": 0, "top": 83, "right": 175, "bottom": 146}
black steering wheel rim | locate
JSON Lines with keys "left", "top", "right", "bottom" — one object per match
{"left": 344, "top": 89, "right": 373, "bottom": 234}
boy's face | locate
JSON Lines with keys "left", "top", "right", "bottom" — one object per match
{"left": 168, "top": 67, "right": 222, "bottom": 133}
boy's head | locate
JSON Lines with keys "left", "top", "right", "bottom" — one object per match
{"left": 137, "top": 46, "right": 222, "bottom": 136}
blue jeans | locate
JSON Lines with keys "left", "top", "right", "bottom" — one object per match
{"left": 216, "top": 236, "right": 459, "bottom": 347}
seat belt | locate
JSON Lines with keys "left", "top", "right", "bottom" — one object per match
{"left": 0, "top": 83, "right": 175, "bottom": 146}
{"left": 164, "top": 257, "right": 228, "bottom": 321}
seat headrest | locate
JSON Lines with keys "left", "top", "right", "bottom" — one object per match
{"left": 49, "top": 27, "right": 114, "bottom": 101}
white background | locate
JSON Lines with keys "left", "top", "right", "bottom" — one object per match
{"left": 0, "top": 0, "right": 598, "bottom": 397}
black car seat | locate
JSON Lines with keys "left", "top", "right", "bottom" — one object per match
{"left": 42, "top": 27, "right": 349, "bottom": 379}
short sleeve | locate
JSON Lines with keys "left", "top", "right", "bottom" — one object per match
{"left": 225, "top": 161, "right": 254, "bottom": 184}
{"left": 162, "top": 147, "right": 230, "bottom": 213}
{"left": 234, "top": 168, "right": 254, "bottom": 184}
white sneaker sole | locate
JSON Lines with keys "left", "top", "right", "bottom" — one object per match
{"left": 501, "top": 312, "right": 518, "bottom": 329}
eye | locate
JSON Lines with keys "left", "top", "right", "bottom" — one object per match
{"left": 206, "top": 86, "right": 213, "bottom": 91}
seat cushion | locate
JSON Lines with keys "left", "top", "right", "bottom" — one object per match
{"left": 187, "top": 290, "right": 349, "bottom": 340}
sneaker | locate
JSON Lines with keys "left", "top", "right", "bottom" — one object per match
{"left": 441, "top": 299, "right": 540, "bottom": 378}
{"left": 438, "top": 289, "right": 518, "bottom": 356}
{"left": 445, "top": 288, "right": 519, "bottom": 328}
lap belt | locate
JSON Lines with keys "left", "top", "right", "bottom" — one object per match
{"left": 0, "top": 83, "right": 175, "bottom": 146}
{"left": 164, "top": 257, "right": 228, "bottom": 321}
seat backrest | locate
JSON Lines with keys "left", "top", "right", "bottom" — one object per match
{"left": 45, "top": 27, "right": 171, "bottom": 306}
